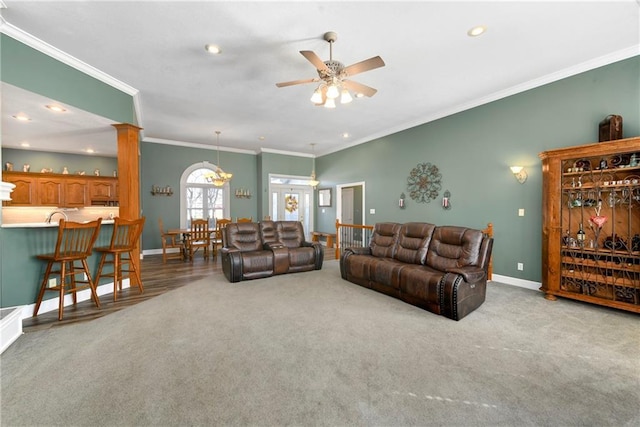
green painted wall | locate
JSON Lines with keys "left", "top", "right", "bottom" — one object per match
{"left": 0, "top": 34, "right": 134, "bottom": 124}
{"left": 316, "top": 55, "right": 640, "bottom": 283}
{"left": 140, "top": 142, "right": 259, "bottom": 250}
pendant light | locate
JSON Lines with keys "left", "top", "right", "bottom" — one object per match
{"left": 309, "top": 143, "right": 320, "bottom": 188}
{"left": 206, "top": 130, "right": 233, "bottom": 186}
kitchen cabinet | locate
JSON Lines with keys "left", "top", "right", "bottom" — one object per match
{"left": 1, "top": 172, "right": 117, "bottom": 207}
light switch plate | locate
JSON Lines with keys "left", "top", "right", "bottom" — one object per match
{"left": 369, "top": 208, "right": 376, "bottom": 214}
{"left": 518, "top": 208, "right": 525, "bottom": 217}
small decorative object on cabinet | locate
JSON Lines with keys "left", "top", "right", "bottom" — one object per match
{"left": 598, "top": 114, "right": 623, "bottom": 142}
{"left": 539, "top": 136, "right": 640, "bottom": 313}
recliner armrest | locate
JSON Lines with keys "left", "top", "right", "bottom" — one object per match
{"left": 447, "top": 266, "right": 486, "bottom": 283}
{"left": 221, "top": 247, "right": 243, "bottom": 282}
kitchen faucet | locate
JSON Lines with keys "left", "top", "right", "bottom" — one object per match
{"left": 45, "top": 210, "right": 69, "bottom": 224}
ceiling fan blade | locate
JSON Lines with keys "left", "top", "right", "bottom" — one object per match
{"left": 343, "top": 56, "right": 385, "bottom": 77}
{"left": 276, "top": 78, "right": 318, "bottom": 88}
{"left": 342, "top": 80, "right": 378, "bottom": 97}
{"left": 300, "top": 50, "right": 330, "bottom": 73}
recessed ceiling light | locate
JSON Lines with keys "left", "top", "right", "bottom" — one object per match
{"left": 258, "top": 136, "right": 265, "bottom": 141}
{"left": 46, "top": 104, "right": 66, "bottom": 113}
{"left": 12, "top": 114, "right": 31, "bottom": 121}
{"left": 21, "top": 142, "right": 30, "bottom": 147}
{"left": 342, "top": 132, "right": 350, "bottom": 139}
{"left": 205, "top": 44, "right": 221, "bottom": 54}
{"left": 85, "top": 148, "right": 95, "bottom": 154}
{"left": 467, "top": 25, "right": 487, "bottom": 37}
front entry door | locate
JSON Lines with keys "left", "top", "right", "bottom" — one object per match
{"left": 271, "top": 185, "right": 312, "bottom": 238}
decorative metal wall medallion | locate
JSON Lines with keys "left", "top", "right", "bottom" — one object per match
{"left": 407, "top": 162, "right": 442, "bottom": 203}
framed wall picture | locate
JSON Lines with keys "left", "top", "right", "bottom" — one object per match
{"left": 318, "top": 188, "right": 332, "bottom": 207}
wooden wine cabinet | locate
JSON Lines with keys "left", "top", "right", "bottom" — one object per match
{"left": 539, "top": 136, "right": 640, "bottom": 313}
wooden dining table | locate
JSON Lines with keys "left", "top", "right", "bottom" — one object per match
{"left": 167, "top": 228, "right": 217, "bottom": 260}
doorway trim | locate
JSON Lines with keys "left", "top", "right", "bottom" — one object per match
{"left": 336, "top": 181, "right": 366, "bottom": 225}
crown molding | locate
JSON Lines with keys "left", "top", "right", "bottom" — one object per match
{"left": 260, "top": 148, "right": 313, "bottom": 158}
{"left": 143, "top": 137, "right": 256, "bottom": 155}
{"left": 0, "top": 20, "right": 138, "bottom": 97}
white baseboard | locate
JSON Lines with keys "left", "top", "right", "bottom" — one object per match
{"left": 15, "top": 279, "right": 130, "bottom": 320}
{"left": 143, "top": 248, "right": 179, "bottom": 256}
{"left": 491, "top": 274, "right": 541, "bottom": 292}
{"left": 1, "top": 307, "right": 23, "bottom": 354}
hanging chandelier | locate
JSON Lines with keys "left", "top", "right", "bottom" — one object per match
{"left": 309, "top": 143, "right": 320, "bottom": 188}
{"left": 205, "top": 130, "right": 233, "bottom": 187}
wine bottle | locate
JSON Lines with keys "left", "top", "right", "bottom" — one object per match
{"left": 577, "top": 223, "right": 586, "bottom": 246}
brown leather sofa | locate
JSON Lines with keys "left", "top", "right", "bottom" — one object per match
{"left": 340, "top": 222, "right": 493, "bottom": 320}
{"left": 221, "top": 221, "right": 323, "bottom": 282}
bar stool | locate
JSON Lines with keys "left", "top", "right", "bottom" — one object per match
{"left": 94, "top": 216, "right": 146, "bottom": 301}
{"left": 33, "top": 218, "right": 103, "bottom": 321}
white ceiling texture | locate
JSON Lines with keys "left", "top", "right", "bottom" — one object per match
{"left": 1, "top": 1, "right": 639, "bottom": 158}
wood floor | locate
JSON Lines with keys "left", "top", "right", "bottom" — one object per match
{"left": 22, "top": 247, "right": 336, "bottom": 333}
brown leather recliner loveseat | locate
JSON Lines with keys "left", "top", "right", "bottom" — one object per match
{"left": 340, "top": 222, "right": 493, "bottom": 320}
{"left": 221, "top": 220, "right": 323, "bottom": 282}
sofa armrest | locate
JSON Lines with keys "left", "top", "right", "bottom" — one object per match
{"left": 344, "top": 246, "right": 372, "bottom": 256}
{"left": 339, "top": 246, "right": 372, "bottom": 279}
{"left": 447, "top": 266, "right": 486, "bottom": 283}
{"left": 221, "top": 247, "right": 243, "bottom": 283}
{"left": 301, "top": 241, "right": 324, "bottom": 270}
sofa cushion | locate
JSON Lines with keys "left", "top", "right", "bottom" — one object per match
{"left": 394, "top": 222, "right": 436, "bottom": 264}
{"left": 241, "top": 250, "right": 274, "bottom": 278}
{"left": 369, "top": 222, "right": 401, "bottom": 258}
{"left": 398, "top": 264, "right": 444, "bottom": 314}
{"left": 259, "top": 221, "right": 278, "bottom": 246}
{"left": 370, "top": 258, "right": 406, "bottom": 291}
{"left": 425, "top": 226, "right": 484, "bottom": 271}
{"left": 225, "top": 223, "right": 263, "bottom": 252}
{"left": 277, "top": 221, "right": 305, "bottom": 248}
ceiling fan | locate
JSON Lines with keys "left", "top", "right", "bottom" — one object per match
{"left": 276, "top": 31, "right": 385, "bottom": 108}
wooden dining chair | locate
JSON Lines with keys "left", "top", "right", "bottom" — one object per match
{"left": 158, "top": 217, "right": 184, "bottom": 262}
{"left": 94, "top": 216, "right": 146, "bottom": 301}
{"left": 212, "top": 218, "right": 232, "bottom": 258}
{"left": 33, "top": 218, "right": 103, "bottom": 320}
{"left": 236, "top": 216, "right": 253, "bottom": 223}
{"left": 187, "top": 218, "right": 211, "bottom": 260}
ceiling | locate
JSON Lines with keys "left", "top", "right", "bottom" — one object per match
{"left": 1, "top": 1, "right": 639, "bottom": 158}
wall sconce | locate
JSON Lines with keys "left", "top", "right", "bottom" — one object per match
{"left": 510, "top": 166, "right": 528, "bottom": 184}
{"left": 399, "top": 192, "right": 406, "bottom": 209}
{"left": 442, "top": 190, "right": 451, "bottom": 210}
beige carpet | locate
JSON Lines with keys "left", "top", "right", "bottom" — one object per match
{"left": 1, "top": 260, "right": 638, "bottom": 426}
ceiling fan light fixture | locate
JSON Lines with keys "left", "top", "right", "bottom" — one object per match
{"left": 310, "top": 88, "right": 323, "bottom": 104}
{"left": 326, "top": 84, "right": 340, "bottom": 99}
{"left": 324, "top": 98, "right": 336, "bottom": 109}
{"left": 340, "top": 89, "right": 353, "bottom": 104}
